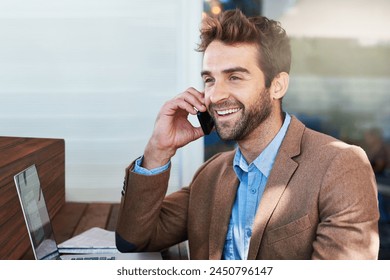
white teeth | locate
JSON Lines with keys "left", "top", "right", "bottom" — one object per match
{"left": 217, "top": 108, "right": 240, "bottom": 116}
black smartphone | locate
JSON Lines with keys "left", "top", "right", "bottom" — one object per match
{"left": 197, "top": 111, "right": 214, "bottom": 135}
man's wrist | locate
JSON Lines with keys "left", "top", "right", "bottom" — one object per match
{"left": 142, "top": 142, "right": 175, "bottom": 170}
{"left": 133, "top": 156, "right": 170, "bottom": 175}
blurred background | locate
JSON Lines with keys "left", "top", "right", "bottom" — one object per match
{"left": 0, "top": 0, "right": 389, "bottom": 259}
{"left": 0, "top": 0, "right": 205, "bottom": 202}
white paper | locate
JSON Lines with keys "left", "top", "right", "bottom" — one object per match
{"left": 58, "top": 227, "right": 119, "bottom": 254}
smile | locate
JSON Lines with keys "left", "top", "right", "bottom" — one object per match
{"left": 216, "top": 108, "right": 241, "bottom": 116}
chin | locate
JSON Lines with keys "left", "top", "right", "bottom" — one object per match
{"left": 215, "top": 126, "right": 243, "bottom": 142}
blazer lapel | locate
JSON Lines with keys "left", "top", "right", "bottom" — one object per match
{"left": 247, "top": 116, "right": 304, "bottom": 259}
{"left": 209, "top": 165, "right": 239, "bottom": 260}
{"left": 247, "top": 153, "right": 298, "bottom": 259}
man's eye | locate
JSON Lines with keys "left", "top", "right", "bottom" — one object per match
{"left": 204, "top": 77, "right": 214, "bottom": 84}
{"left": 230, "top": 75, "right": 240, "bottom": 81}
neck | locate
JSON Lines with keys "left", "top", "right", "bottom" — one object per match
{"left": 237, "top": 111, "right": 284, "bottom": 164}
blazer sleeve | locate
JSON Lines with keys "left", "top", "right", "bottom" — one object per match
{"left": 115, "top": 161, "right": 189, "bottom": 253}
{"left": 312, "top": 145, "right": 380, "bottom": 259}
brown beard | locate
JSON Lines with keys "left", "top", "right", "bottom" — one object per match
{"left": 210, "top": 88, "right": 272, "bottom": 141}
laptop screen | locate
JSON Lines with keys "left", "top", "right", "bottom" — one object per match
{"left": 14, "top": 165, "right": 60, "bottom": 260}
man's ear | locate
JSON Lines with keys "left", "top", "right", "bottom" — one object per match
{"left": 270, "top": 72, "right": 289, "bottom": 100}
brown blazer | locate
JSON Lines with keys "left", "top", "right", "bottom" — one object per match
{"left": 116, "top": 116, "right": 380, "bottom": 259}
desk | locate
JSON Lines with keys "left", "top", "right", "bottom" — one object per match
{"left": 22, "top": 202, "right": 188, "bottom": 260}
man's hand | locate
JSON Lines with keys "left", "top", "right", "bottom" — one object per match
{"left": 142, "top": 88, "right": 207, "bottom": 170}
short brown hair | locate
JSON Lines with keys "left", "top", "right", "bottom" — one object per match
{"left": 198, "top": 9, "right": 291, "bottom": 88}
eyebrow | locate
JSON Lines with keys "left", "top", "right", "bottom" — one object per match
{"left": 201, "top": 67, "right": 250, "bottom": 77}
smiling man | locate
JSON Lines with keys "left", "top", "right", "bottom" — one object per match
{"left": 116, "top": 9, "right": 379, "bottom": 260}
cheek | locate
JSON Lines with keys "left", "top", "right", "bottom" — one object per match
{"left": 235, "top": 87, "right": 262, "bottom": 105}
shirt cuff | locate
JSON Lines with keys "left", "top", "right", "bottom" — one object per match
{"left": 133, "top": 156, "right": 170, "bottom": 175}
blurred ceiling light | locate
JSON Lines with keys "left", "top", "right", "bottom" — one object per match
{"left": 211, "top": 5, "right": 222, "bottom": 15}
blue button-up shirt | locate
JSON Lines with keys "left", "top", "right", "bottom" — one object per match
{"left": 133, "top": 113, "right": 291, "bottom": 260}
{"left": 222, "top": 113, "right": 291, "bottom": 260}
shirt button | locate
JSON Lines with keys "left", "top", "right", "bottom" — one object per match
{"left": 246, "top": 229, "right": 252, "bottom": 237}
{"left": 251, "top": 188, "right": 256, "bottom": 194}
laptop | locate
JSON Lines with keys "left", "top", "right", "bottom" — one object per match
{"left": 14, "top": 164, "right": 161, "bottom": 260}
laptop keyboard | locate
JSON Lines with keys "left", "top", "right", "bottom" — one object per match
{"left": 71, "top": 256, "right": 116, "bottom": 260}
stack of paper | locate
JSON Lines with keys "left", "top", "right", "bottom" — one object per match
{"left": 58, "top": 227, "right": 120, "bottom": 254}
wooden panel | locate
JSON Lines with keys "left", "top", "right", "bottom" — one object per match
{"left": 106, "top": 203, "right": 120, "bottom": 231}
{"left": 51, "top": 203, "right": 88, "bottom": 244}
{"left": 73, "top": 203, "right": 112, "bottom": 236}
{"left": 0, "top": 136, "right": 65, "bottom": 260}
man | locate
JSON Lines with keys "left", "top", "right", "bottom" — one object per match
{"left": 116, "top": 9, "right": 379, "bottom": 260}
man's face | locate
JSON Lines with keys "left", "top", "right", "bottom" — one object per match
{"left": 202, "top": 41, "right": 272, "bottom": 141}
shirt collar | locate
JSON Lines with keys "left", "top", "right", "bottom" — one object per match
{"left": 233, "top": 113, "right": 291, "bottom": 179}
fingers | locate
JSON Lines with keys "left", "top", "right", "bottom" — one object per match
{"left": 172, "top": 87, "right": 207, "bottom": 115}
{"left": 146, "top": 87, "right": 207, "bottom": 161}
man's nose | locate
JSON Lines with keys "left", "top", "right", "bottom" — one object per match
{"left": 208, "top": 81, "right": 230, "bottom": 104}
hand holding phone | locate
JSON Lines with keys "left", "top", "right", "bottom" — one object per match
{"left": 197, "top": 111, "right": 214, "bottom": 135}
